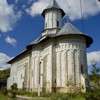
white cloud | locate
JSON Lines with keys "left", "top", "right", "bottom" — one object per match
{"left": 0, "top": 0, "right": 22, "bottom": 33}
{"left": 87, "top": 51, "right": 100, "bottom": 66}
{"left": 15, "top": 0, "right": 18, "bottom": 4}
{"left": 5, "top": 36, "right": 17, "bottom": 46}
{"left": 0, "top": 53, "right": 11, "bottom": 70}
{"left": 26, "top": 0, "right": 100, "bottom": 20}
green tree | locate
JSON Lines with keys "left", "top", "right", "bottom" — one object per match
{"left": 89, "top": 62, "right": 100, "bottom": 88}
{"left": 0, "top": 69, "right": 10, "bottom": 79}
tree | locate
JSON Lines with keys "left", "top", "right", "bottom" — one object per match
{"left": 0, "top": 69, "right": 10, "bottom": 79}
{"left": 89, "top": 62, "right": 100, "bottom": 88}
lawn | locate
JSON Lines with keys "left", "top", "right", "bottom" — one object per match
{"left": 0, "top": 92, "right": 8, "bottom": 100}
{"left": 0, "top": 91, "right": 85, "bottom": 100}
{"left": 67, "top": 96, "right": 85, "bottom": 100}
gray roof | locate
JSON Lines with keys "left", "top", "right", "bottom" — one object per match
{"left": 28, "top": 35, "right": 48, "bottom": 45}
{"left": 47, "top": 0, "right": 61, "bottom": 9}
{"left": 56, "top": 22, "right": 82, "bottom": 36}
{"left": 42, "top": 0, "right": 65, "bottom": 17}
{"left": 29, "top": 36, "right": 41, "bottom": 45}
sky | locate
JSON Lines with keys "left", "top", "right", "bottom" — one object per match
{"left": 0, "top": 0, "right": 100, "bottom": 73}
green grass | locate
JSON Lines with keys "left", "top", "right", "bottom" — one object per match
{"left": 0, "top": 92, "right": 9, "bottom": 100}
{"left": 0, "top": 92, "right": 16, "bottom": 100}
{"left": 67, "top": 96, "right": 85, "bottom": 100}
{"left": 0, "top": 91, "right": 85, "bottom": 100}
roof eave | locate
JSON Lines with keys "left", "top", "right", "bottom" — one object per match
{"left": 84, "top": 35, "right": 93, "bottom": 48}
{"left": 7, "top": 48, "right": 32, "bottom": 64}
{"left": 54, "top": 33, "right": 93, "bottom": 48}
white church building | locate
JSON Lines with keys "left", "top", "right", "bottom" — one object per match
{"left": 7, "top": 0, "right": 93, "bottom": 93}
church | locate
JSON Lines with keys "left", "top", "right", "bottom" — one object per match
{"left": 7, "top": 0, "right": 93, "bottom": 93}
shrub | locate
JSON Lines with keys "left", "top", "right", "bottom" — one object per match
{"left": 0, "top": 86, "right": 3, "bottom": 91}
{"left": 60, "top": 94, "right": 69, "bottom": 100}
{"left": 11, "top": 83, "right": 18, "bottom": 90}
{"left": 2, "top": 87, "right": 8, "bottom": 95}
{"left": 7, "top": 91, "right": 16, "bottom": 98}
{"left": 85, "top": 88, "right": 100, "bottom": 100}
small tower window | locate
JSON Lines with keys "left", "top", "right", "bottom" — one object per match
{"left": 57, "top": 21, "right": 59, "bottom": 27}
{"left": 46, "top": 23, "right": 47, "bottom": 28}
{"left": 21, "top": 74, "right": 23, "bottom": 79}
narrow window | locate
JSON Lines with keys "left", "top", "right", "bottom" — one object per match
{"left": 57, "top": 21, "right": 59, "bottom": 27}
{"left": 81, "top": 65, "right": 84, "bottom": 74}
{"left": 21, "top": 74, "right": 23, "bottom": 79}
{"left": 46, "top": 23, "right": 47, "bottom": 28}
{"left": 22, "top": 82, "right": 24, "bottom": 89}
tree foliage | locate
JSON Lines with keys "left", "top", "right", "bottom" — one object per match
{"left": 0, "top": 69, "right": 10, "bottom": 80}
{"left": 87, "top": 62, "right": 100, "bottom": 100}
{"left": 88, "top": 63, "right": 100, "bottom": 88}
{"left": 11, "top": 83, "right": 18, "bottom": 90}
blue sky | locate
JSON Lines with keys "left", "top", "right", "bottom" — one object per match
{"left": 0, "top": 0, "right": 100, "bottom": 72}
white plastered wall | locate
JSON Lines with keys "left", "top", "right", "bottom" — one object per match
{"left": 7, "top": 55, "right": 30, "bottom": 90}
{"left": 55, "top": 36, "right": 87, "bottom": 92}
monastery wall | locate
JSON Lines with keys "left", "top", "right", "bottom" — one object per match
{"left": 7, "top": 54, "right": 30, "bottom": 90}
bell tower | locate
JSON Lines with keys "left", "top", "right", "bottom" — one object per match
{"left": 42, "top": 0, "right": 65, "bottom": 36}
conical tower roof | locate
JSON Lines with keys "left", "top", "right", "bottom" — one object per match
{"left": 42, "top": 0, "right": 65, "bottom": 17}
{"left": 57, "top": 22, "right": 82, "bottom": 35}
{"left": 55, "top": 22, "right": 93, "bottom": 47}
{"left": 47, "top": 0, "right": 61, "bottom": 9}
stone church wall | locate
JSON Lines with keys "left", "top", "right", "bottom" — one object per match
{"left": 54, "top": 36, "right": 87, "bottom": 92}
{"left": 7, "top": 54, "right": 30, "bottom": 90}
{"left": 30, "top": 41, "right": 53, "bottom": 93}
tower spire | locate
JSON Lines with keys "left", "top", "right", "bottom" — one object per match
{"left": 47, "top": 0, "right": 60, "bottom": 9}
{"left": 42, "top": 0, "right": 65, "bottom": 17}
